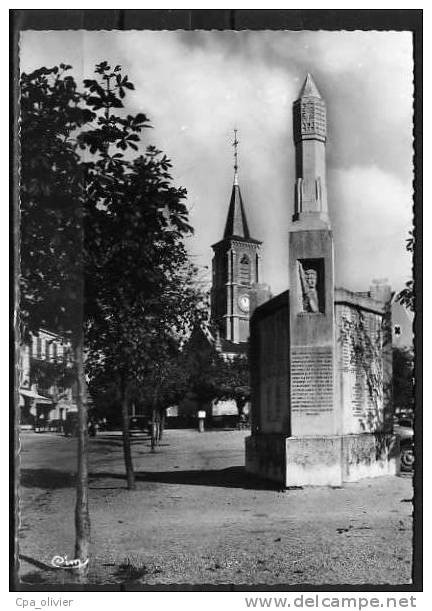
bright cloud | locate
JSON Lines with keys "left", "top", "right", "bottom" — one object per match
{"left": 329, "top": 165, "right": 412, "bottom": 291}
{"left": 20, "top": 30, "right": 414, "bottom": 296}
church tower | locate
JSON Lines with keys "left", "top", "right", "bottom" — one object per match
{"left": 211, "top": 131, "right": 263, "bottom": 345}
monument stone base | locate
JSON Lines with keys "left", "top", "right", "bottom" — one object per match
{"left": 245, "top": 433, "right": 399, "bottom": 487}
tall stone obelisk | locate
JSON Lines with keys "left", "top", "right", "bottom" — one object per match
{"left": 245, "top": 74, "right": 398, "bottom": 487}
{"left": 288, "top": 73, "right": 337, "bottom": 439}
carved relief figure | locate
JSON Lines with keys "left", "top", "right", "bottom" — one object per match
{"left": 299, "top": 263, "right": 319, "bottom": 312}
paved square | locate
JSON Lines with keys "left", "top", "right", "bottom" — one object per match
{"left": 19, "top": 429, "right": 413, "bottom": 587}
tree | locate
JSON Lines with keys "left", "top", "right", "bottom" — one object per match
{"left": 80, "top": 62, "right": 206, "bottom": 483}
{"left": 30, "top": 355, "right": 75, "bottom": 399}
{"left": 142, "top": 335, "right": 191, "bottom": 450}
{"left": 213, "top": 354, "right": 251, "bottom": 416}
{"left": 181, "top": 326, "right": 251, "bottom": 419}
{"left": 20, "top": 64, "right": 95, "bottom": 573}
{"left": 393, "top": 346, "right": 414, "bottom": 413}
{"left": 396, "top": 230, "right": 414, "bottom": 312}
{"left": 20, "top": 59, "right": 206, "bottom": 567}
{"left": 181, "top": 327, "right": 221, "bottom": 410}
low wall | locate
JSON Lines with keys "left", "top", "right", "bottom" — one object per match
{"left": 245, "top": 433, "right": 399, "bottom": 487}
{"left": 342, "top": 433, "right": 400, "bottom": 482}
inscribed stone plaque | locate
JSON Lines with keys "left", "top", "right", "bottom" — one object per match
{"left": 291, "top": 346, "right": 333, "bottom": 415}
{"left": 337, "top": 305, "right": 382, "bottom": 423}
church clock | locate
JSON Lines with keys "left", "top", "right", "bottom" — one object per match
{"left": 238, "top": 294, "right": 250, "bottom": 313}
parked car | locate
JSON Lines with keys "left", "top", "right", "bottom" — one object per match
{"left": 394, "top": 418, "right": 414, "bottom": 472}
{"left": 64, "top": 412, "right": 79, "bottom": 437}
{"left": 88, "top": 420, "right": 98, "bottom": 437}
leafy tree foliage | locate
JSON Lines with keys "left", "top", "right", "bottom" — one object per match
{"left": 182, "top": 329, "right": 251, "bottom": 416}
{"left": 20, "top": 64, "right": 94, "bottom": 338}
{"left": 29, "top": 357, "right": 75, "bottom": 398}
{"left": 396, "top": 231, "right": 414, "bottom": 312}
{"left": 393, "top": 346, "right": 414, "bottom": 412}
{"left": 20, "top": 64, "right": 94, "bottom": 572}
{"left": 79, "top": 62, "right": 206, "bottom": 482}
{"left": 20, "top": 61, "right": 205, "bottom": 566}
{"left": 213, "top": 354, "right": 251, "bottom": 415}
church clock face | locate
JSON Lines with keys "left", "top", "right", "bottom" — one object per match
{"left": 238, "top": 294, "right": 250, "bottom": 313}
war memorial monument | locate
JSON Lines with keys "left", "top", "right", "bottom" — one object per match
{"left": 245, "top": 74, "right": 398, "bottom": 487}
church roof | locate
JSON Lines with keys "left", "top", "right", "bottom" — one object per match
{"left": 187, "top": 322, "right": 248, "bottom": 357}
{"left": 219, "top": 338, "right": 248, "bottom": 355}
{"left": 298, "top": 73, "right": 322, "bottom": 99}
{"left": 223, "top": 182, "right": 251, "bottom": 239}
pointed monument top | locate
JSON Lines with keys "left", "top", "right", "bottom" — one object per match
{"left": 298, "top": 73, "right": 322, "bottom": 99}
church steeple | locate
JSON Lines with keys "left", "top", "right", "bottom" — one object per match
{"left": 211, "top": 130, "right": 264, "bottom": 345}
{"left": 223, "top": 129, "right": 250, "bottom": 239}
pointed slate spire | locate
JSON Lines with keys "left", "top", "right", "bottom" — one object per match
{"left": 223, "top": 130, "right": 250, "bottom": 239}
{"left": 298, "top": 72, "right": 322, "bottom": 99}
{"left": 223, "top": 182, "right": 250, "bottom": 238}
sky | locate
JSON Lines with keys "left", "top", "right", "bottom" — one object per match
{"left": 20, "top": 30, "right": 414, "bottom": 296}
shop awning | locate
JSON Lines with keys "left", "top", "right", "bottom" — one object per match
{"left": 19, "top": 389, "right": 52, "bottom": 405}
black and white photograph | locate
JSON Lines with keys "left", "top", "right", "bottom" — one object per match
{"left": 12, "top": 10, "right": 421, "bottom": 593}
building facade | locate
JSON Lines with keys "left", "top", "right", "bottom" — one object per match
{"left": 19, "top": 329, "right": 77, "bottom": 429}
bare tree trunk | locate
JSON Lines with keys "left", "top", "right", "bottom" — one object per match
{"left": 150, "top": 385, "right": 160, "bottom": 452}
{"left": 151, "top": 409, "right": 159, "bottom": 452}
{"left": 73, "top": 337, "right": 91, "bottom": 576}
{"left": 158, "top": 410, "right": 165, "bottom": 442}
{"left": 121, "top": 376, "right": 135, "bottom": 490}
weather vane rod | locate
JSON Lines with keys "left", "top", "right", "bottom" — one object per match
{"left": 233, "top": 128, "right": 239, "bottom": 186}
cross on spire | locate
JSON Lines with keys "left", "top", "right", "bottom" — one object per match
{"left": 233, "top": 128, "right": 239, "bottom": 186}
{"left": 223, "top": 127, "right": 253, "bottom": 240}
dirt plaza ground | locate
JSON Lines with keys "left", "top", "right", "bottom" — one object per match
{"left": 18, "top": 428, "right": 414, "bottom": 588}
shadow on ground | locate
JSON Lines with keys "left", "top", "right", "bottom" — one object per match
{"left": 132, "top": 466, "right": 279, "bottom": 490}
{"left": 19, "top": 554, "right": 56, "bottom": 571}
{"left": 20, "top": 466, "right": 279, "bottom": 491}
{"left": 21, "top": 469, "right": 76, "bottom": 489}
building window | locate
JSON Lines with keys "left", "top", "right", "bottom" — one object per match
{"left": 36, "top": 337, "right": 42, "bottom": 359}
{"left": 52, "top": 342, "right": 58, "bottom": 362}
{"left": 239, "top": 254, "right": 251, "bottom": 285}
{"left": 394, "top": 325, "right": 401, "bottom": 336}
{"left": 57, "top": 344, "right": 64, "bottom": 362}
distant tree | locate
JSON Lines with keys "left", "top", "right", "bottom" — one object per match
{"left": 143, "top": 335, "right": 191, "bottom": 450}
{"left": 30, "top": 356, "right": 75, "bottom": 399}
{"left": 182, "top": 331, "right": 221, "bottom": 409}
{"left": 396, "top": 230, "right": 414, "bottom": 312}
{"left": 182, "top": 330, "right": 251, "bottom": 417}
{"left": 87, "top": 372, "right": 122, "bottom": 428}
{"left": 212, "top": 354, "right": 250, "bottom": 416}
{"left": 393, "top": 346, "right": 414, "bottom": 412}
